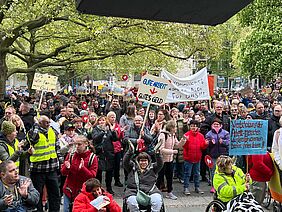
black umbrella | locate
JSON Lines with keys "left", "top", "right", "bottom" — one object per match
{"left": 76, "top": 0, "right": 252, "bottom": 26}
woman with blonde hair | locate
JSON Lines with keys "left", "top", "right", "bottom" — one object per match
{"left": 10, "top": 114, "right": 30, "bottom": 175}
{"left": 11, "top": 114, "right": 26, "bottom": 141}
{"left": 213, "top": 155, "right": 250, "bottom": 203}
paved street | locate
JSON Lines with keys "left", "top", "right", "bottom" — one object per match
{"left": 59, "top": 170, "right": 272, "bottom": 211}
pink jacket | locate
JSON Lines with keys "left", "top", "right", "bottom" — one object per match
{"left": 159, "top": 131, "right": 183, "bottom": 162}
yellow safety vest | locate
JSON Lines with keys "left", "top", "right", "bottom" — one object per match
{"left": 30, "top": 128, "right": 57, "bottom": 163}
{"left": 5, "top": 139, "right": 20, "bottom": 167}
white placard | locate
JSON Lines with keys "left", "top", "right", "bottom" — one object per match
{"left": 137, "top": 74, "right": 169, "bottom": 106}
{"left": 32, "top": 73, "right": 58, "bottom": 92}
{"left": 161, "top": 67, "right": 210, "bottom": 102}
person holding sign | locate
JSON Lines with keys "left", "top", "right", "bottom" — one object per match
{"left": 213, "top": 155, "right": 264, "bottom": 211}
{"left": 72, "top": 178, "right": 121, "bottom": 212}
{"left": 123, "top": 115, "right": 153, "bottom": 154}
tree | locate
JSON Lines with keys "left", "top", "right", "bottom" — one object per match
{"left": 1, "top": 0, "right": 232, "bottom": 100}
{"left": 235, "top": 0, "right": 282, "bottom": 82}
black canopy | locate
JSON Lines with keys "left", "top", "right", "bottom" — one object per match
{"left": 76, "top": 0, "right": 252, "bottom": 26}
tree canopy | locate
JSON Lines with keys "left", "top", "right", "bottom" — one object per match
{"left": 235, "top": 0, "right": 282, "bottom": 82}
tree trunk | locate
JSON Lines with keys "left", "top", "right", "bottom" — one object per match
{"left": 27, "top": 70, "right": 35, "bottom": 94}
{"left": 0, "top": 52, "right": 8, "bottom": 101}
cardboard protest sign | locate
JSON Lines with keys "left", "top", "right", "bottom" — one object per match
{"left": 137, "top": 74, "right": 169, "bottom": 106}
{"left": 230, "top": 120, "right": 268, "bottom": 155}
{"left": 160, "top": 67, "right": 210, "bottom": 103}
{"left": 32, "top": 73, "right": 58, "bottom": 92}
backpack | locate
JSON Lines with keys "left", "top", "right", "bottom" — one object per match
{"left": 69, "top": 152, "right": 96, "bottom": 167}
{"left": 147, "top": 132, "right": 168, "bottom": 155}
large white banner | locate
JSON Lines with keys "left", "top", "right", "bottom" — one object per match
{"left": 161, "top": 67, "right": 210, "bottom": 102}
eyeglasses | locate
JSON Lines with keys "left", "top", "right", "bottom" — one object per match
{"left": 231, "top": 109, "right": 238, "bottom": 111}
{"left": 274, "top": 110, "right": 281, "bottom": 113}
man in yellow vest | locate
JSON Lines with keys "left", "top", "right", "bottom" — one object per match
{"left": 27, "top": 115, "right": 61, "bottom": 212}
{"left": 0, "top": 121, "right": 24, "bottom": 166}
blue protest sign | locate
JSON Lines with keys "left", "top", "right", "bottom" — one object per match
{"left": 229, "top": 120, "right": 268, "bottom": 155}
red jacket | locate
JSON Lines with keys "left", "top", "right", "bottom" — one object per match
{"left": 248, "top": 153, "right": 274, "bottom": 182}
{"left": 73, "top": 184, "right": 121, "bottom": 212}
{"left": 61, "top": 150, "right": 98, "bottom": 199}
{"left": 183, "top": 130, "right": 208, "bottom": 163}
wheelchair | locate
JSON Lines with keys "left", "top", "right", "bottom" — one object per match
{"left": 205, "top": 199, "right": 226, "bottom": 212}
{"left": 261, "top": 184, "right": 272, "bottom": 209}
{"left": 205, "top": 192, "right": 226, "bottom": 212}
{"left": 122, "top": 197, "right": 165, "bottom": 212}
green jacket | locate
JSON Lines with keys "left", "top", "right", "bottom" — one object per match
{"left": 213, "top": 165, "right": 250, "bottom": 203}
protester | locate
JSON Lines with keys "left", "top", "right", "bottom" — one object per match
{"left": 213, "top": 155, "right": 251, "bottom": 203}
{"left": 205, "top": 118, "right": 230, "bottom": 193}
{"left": 27, "top": 115, "right": 61, "bottom": 212}
{"left": 0, "top": 121, "right": 26, "bottom": 166}
{"left": 268, "top": 104, "right": 282, "bottom": 150}
{"left": 248, "top": 153, "right": 274, "bottom": 204}
{"left": 72, "top": 178, "right": 121, "bottom": 212}
{"left": 0, "top": 106, "right": 16, "bottom": 126}
{"left": 272, "top": 116, "right": 282, "bottom": 171}
{"left": 61, "top": 135, "right": 98, "bottom": 212}
{"left": 123, "top": 141, "right": 163, "bottom": 212}
{"left": 0, "top": 160, "right": 40, "bottom": 211}
{"left": 107, "top": 111, "right": 124, "bottom": 187}
{"left": 157, "top": 120, "right": 184, "bottom": 200}
{"left": 91, "top": 115, "right": 117, "bottom": 194}
{"left": 182, "top": 120, "right": 208, "bottom": 195}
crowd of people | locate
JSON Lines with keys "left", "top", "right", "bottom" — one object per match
{"left": 0, "top": 82, "right": 281, "bottom": 211}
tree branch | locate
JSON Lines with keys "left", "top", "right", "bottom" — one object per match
{"left": 115, "top": 37, "right": 198, "bottom": 60}
{"left": 9, "top": 51, "right": 28, "bottom": 63}
{"left": 1, "top": 16, "right": 70, "bottom": 50}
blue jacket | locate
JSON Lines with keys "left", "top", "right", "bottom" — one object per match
{"left": 206, "top": 128, "right": 230, "bottom": 158}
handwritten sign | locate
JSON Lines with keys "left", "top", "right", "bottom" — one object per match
{"left": 160, "top": 67, "right": 210, "bottom": 103}
{"left": 137, "top": 74, "right": 169, "bottom": 106}
{"left": 32, "top": 73, "right": 58, "bottom": 92}
{"left": 230, "top": 120, "right": 268, "bottom": 155}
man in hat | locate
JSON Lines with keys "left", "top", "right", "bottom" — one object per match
{"left": 200, "top": 101, "right": 230, "bottom": 136}
{"left": 0, "top": 121, "right": 25, "bottom": 165}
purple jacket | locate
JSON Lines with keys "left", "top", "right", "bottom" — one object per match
{"left": 205, "top": 128, "right": 230, "bottom": 158}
